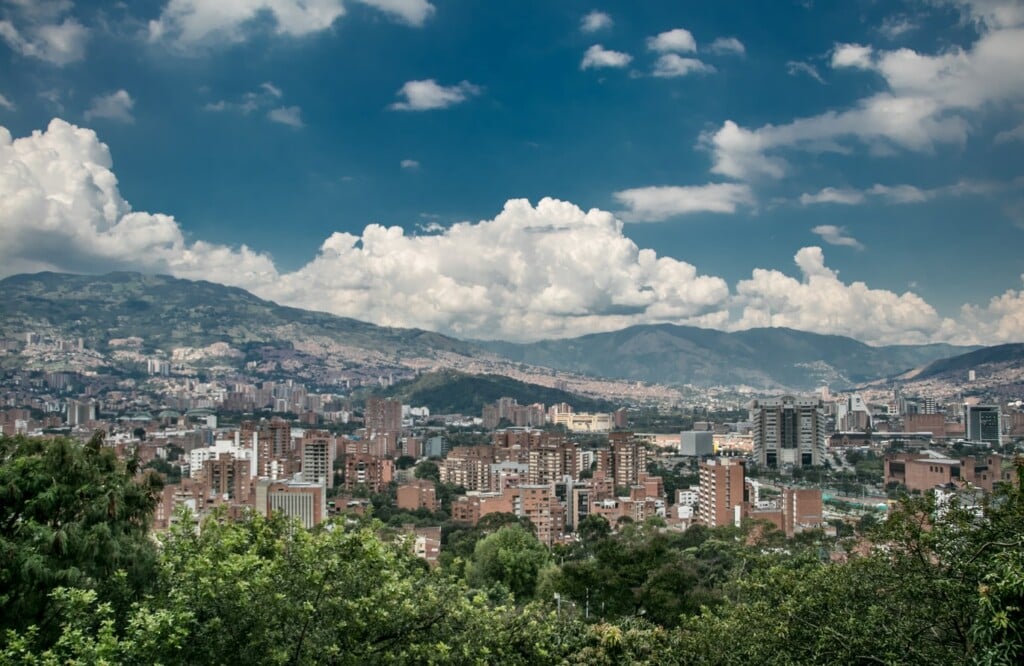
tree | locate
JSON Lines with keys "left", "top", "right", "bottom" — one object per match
{"left": 467, "top": 525, "right": 550, "bottom": 601}
{"left": 0, "top": 434, "right": 163, "bottom": 643}
{"left": 414, "top": 460, "right": 441, "bottom": 483}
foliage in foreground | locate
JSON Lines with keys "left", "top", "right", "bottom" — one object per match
{"left": 1, "top": 435, "right": 1023, "bottom": 665}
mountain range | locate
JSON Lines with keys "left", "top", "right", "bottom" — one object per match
{"left": 0, "top": 271, "right": 1007, "bottom": 392}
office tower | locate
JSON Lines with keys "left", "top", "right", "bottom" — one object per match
{"left": 750, "top": 396, "right": 826, "bottom": 468}
{"left": 964, "top": 404, "right": 1002, "bottom": 446}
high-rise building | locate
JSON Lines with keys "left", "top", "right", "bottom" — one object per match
{"left": 964, "top": 404, "right": 1001, "bottom": 446}
{"left": 243, "top": 418, "right": 293, "bottom": 479}
{"left": 697, "top": 458, "right": 746, "bottom": 527}
{"left": 301, "top": 431, "right": 336, "bottom": 488}
{"left": 365, "top": 397, "right": 403, "bottom": 434}
{"left": 750, "top": 396, "right": 826, "bottom": 468}
{"left": 65, "top": 399, "right": 96, "bottom": 427}
{"left": 608, "top": 432, "right": 648, "bottom": 488}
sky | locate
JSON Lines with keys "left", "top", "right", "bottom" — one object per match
{"left": 1, "top": 0, "right": 1023, "bottom": 346}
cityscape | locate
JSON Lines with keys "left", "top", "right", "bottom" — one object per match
{"left": 2, "top": 0, "right": 1024, "bottom": 663}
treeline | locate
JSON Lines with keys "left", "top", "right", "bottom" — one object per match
{"left": 1, "top": 434, "right": 1022, "bottom": 664}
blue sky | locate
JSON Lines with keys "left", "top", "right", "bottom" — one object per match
{"left": 1, "top": 0, "right": 1023, "bottom": 345}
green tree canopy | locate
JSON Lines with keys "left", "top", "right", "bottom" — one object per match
{"left": 0, "top": 434, "right": 163, "bottom": 641}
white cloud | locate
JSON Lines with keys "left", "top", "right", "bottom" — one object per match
{"left": 958, "top": 275, "right": 1024, "bottom": 344}
{"left": 800, "top": 187, "right": 865, "bottom": 205}
{"left": 205, "top": 82, "right": 305, "bottom": 126}
{"left": 786, "top": 60, "right": 825, "bottom": 83}
{"left": 0, "top": 118, "right": 278, "bottom": 285}
{"left": 811, "top": 224, "right": 864, "bottom": 250}
{"left": 400, "top": 159, "right": 419, "bottom": 169}
{"left": 580, "top": 44, "right": 632, "bottom": 69}
{"left": 652, "top": 54, "right": 715, "bottom": 77}
{"left": 995, "top": 121, "right": 1024, "bottom": 143}
{"left": 647, "top": 28, "right": 696, "bottom": 53}
{"left": 0, "top": 93, "right": 14, "bottom": 111}
{"left": 831, "top": 43, "right": 874, "bottom": 69}
{"left": 267, "top": 106, "right": 303, "bottom": 127}
{"left": 355, "top": 0, "right": 435, "bottom": 26}
{"left": 943, "top": 0, "right": 1024, "bottom": 30}
{"left": 0, "top": 119, "right": 736, "bottom": 343}
{"left": 389, "top": 79, "right": 481, "bottom": 110}
{"left": 84, "top": 90, "right": 135, "bottom": 123}
{"left": 614, "top": 183, "right": 754, "bottom": 221}
{"left": 732, "top": 247, "right": 955, "bottom": 345}
{"left": 261, "top": 81, "right": 283, "bottom": 98}
{"left": 149, "top": 0, "right": 433, "bottom": 47}
{"left": 709, "top": 37, "right": 745, "bottom": 56}
{"left": 580, "top": 10, "right": 612, "bottom": 33}
{"left": 0, "top": 4, "right": 87, "bottom": 66}
{"left": 266, "top": 198, "right": 733, "bottom": 340}
{"left": 879, "top": 16, "right": 917, "bottom": 39}
{"left": 705, "top": 17, "right": 1024, "bottom": 180}
{"left": 801, "top": 179, "right": 1007, "bottom": 206}
{"left": 2, "top": 119, "right": 1018, "bottom": 346}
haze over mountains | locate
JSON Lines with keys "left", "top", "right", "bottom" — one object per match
{"left": 0, "top": 271, "right": 1006, "bottom": 391}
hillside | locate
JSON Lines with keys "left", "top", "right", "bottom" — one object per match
{"left": 479, "top": 324, "right": 974, "bottom": 390}
{"left": 0, "top": 271, "right": 981, "bottom": 391}
{"left": 374, "top": 370, "right": 615, "bottom": 414}
{"left": 0, "top": 271, "right": 476, "bottom": 357}
{"left": 908, "top": 343, "right": 1024, "bottom": 382}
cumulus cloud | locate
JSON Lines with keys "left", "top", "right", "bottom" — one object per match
{"left": 265, "top": 198, "right": 735, "bottom": 340}
{"left": 732, "top": 247, "right": 956, "bottom": 345}
{"left": 958, "top": 275, "right": 1024, "bottom": 344}
{"left": 2, "top": 119, "right": 1018, "bottom": 346}
{"left": 149, "top": 0, "right": 433, "bottom": 47}
{"left": 580, "top": 10, "right": 612, "bottom": 33}
{"left": 647, "top": 28, "right": 696, "bottom": 53}
{"left": 0, "top": 1, "right": 87, "bottom": 66}
{"left": 267, "top": 106, "right": 303, "bottom": 127}
{"left": 0, "top": 118, "right": 278, "bottom": 285}
{"left": 614, "top": 183, "right": 754, "bottom": 221}
{"left": 389, "top": 79, "right": 481, "bottom": 110}
{"left": 84, "top": 90, "right": 135, "bottom": 123}
{"left": 709, "top": 37, "right": 745, "bottom": 56}
{"left": 831, "top": 43, "right": 874, "bottom": 69}
{"left": 581, "top": 44, "right": 632, "bottom": 69}
{"left": 400, "top": 158, "right": 419, "bottom": 169}
{"left": 703, "top": 13, "right": 1024, "bottom": 180}
{"left": 811, "top": 225, "right": 864, "bottom": 250}
{"left": 652, "top": 54, "right": 715, "bottom": 77}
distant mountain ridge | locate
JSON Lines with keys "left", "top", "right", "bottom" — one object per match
{"left": 0, "top": 271, "right": 476, "bottom": 357}
{"left": 0, "top": 271, "right": 985, "bottom": 390}
{"left": 478, "top": 323, "right": 976, "bottom": 389}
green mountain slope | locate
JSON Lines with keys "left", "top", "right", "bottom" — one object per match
{"left": 0, "top": 271, "right": 476, "bottom": 357}
{"left": 910, "top": 343, "right": 1024, "bottom": 381}
{"left": 0, "top": 272, "right": 984, "bottom": 390}
{"left": 479, "top": 323, "right": 976, "bottom": 389}
{"left": 376, "top": 370, "right": 615, "bottom": 414}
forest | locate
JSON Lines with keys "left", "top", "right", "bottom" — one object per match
{"left": 1, "top": 434, "right": 1021, "bottom": 665}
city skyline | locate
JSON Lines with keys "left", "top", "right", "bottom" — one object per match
{"left": 1, "top": 0, "right": 1023, "bottom": 345}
